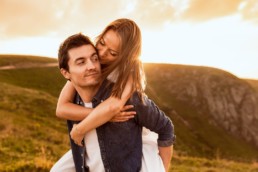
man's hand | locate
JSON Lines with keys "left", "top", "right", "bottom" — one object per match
{"left": 70, "top": 124, "right": 85, "bottom": 146}
{"left": 110, "top": 105, "right": 136, "bottom": 122}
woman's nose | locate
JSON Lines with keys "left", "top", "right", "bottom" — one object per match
{"left": 99, "top": 47, "right": 108, "bottom": 58}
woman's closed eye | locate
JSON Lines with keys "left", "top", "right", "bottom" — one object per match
{"left": 100, "top": 38, "right": 105, "bottom": 45}
{"left": 110, "top": 51, "right": 117, "bottom": 56}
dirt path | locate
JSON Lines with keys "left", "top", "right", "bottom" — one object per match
{"left": 0, "top": 63, "right": 58, "bottom": 70}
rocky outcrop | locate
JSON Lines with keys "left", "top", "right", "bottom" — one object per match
{"left": 145, "top": 64, "right": 258, "bottom": 147}
{"left": 198, "top": 72, "right": 258, "bottom": 147}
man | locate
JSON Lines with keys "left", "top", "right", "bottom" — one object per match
{"left": 51, "top": 33, "right": 175, "bottom": 172}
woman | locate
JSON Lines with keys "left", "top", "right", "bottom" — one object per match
{"left": 56, "top": 18, "right": 166, "bottom": 172}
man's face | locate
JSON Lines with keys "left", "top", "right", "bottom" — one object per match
{"left": 62, "top": 44, "right": 101, "bottom": 88}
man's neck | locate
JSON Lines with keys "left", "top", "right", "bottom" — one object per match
{"left": 74, "top": 83, "right": 101, "bottom": 103}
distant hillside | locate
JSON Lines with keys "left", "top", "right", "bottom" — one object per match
{"left": 144, "top": 63, "right": 258, "bottom": 160}
{"left": 0, "top": 55, "right": 258, "bottom": 171}
{"left": 0, "top": 54, "right": 56, "bottom": 67}
{"left": 245, "top": 79, "right": 258, "bottom": 93}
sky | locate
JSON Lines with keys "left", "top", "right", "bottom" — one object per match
{"left": 0, "top": 0, "right": 258, "bottom": 79}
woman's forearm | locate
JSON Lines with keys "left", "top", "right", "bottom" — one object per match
{"left": 56, "top": 102, "right": 93, "bottom": 121}
{"left": 75, "top": 75, "right": 134, "bottom": 134}
{"left": 159, "top": 145, "right": 173, "bottom": 172}
{"left": 76, "top": 96, "right": 126, "bottom": 133}
{"left": 56, "top": 81, "right": 93, "bottom": 120}
{"left": 56, "top": 78, "right": 132, "bottom": 122}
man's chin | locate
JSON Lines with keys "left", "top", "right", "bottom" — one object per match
{"left": 83, "top": 80, "right": 101, "bottom": 87}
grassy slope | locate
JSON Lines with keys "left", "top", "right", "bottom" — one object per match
{"left": 0, "top": 82, "right": 68, "bottom": 171}
{"left": 0, "top": 56, "right": 257, "bottom": 171}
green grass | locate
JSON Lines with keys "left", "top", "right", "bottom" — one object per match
{"left": 170, "top": 155, "right": 258, "bottom": 172}
{"left": 0, "top": 82, "right": 69, "bottom": 171}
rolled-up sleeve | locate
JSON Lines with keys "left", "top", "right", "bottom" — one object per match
{"left": 132, "top": 93, "right": 176, "bottom": 146}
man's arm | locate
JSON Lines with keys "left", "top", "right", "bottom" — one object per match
{"left": 133, "top": 93, "right": 175, "bottom": 170}
{"left": 159, "top": 145, "right": 173, "bottom": 172}
{"left": 133, "top": 94, "right": 175, "bottom": 145}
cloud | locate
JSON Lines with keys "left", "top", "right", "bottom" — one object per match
{"left": 0, "top": 0, "right": 67, "bottom": 38}
{"left": 59, "top": 0, "right": 129, "bottom": 35}
{"left": 125, "top": 0, "right": 258, "bottom": 27}
{"left": 179, "top": 0, "right": 258, "bottom": 23}
{"left": 1, "top": 0, "right": 258, "bottom": 39}
{"left": 0, "top": 0, "right": 131, "bottom": 38}
{"left": 127, "top": 0, "right": 175, "bottom": 29}
{"left": 240, "top": 0, "right": 258, "bottom": 23}
{"left": 181, "top": 0, "right": 242, "bottom": 21}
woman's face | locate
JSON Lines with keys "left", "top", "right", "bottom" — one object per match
{"left": 96, "top": 29, "right": 120, "bottom": 65}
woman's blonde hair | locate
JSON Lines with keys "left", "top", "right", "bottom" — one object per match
{"left": 96, "top": 18, "right": 145, "bottom": 100}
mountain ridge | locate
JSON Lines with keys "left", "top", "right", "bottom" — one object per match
{"left": 144, "top": 63, "right": 258, "bottom": 149}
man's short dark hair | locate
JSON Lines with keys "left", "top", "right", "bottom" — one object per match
{"left": 58, "top": 33, "right": 96, "bottom": 71}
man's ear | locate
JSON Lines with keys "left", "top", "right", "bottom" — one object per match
{"left": 60, "top": 68, "right": 70, "bottom": 80}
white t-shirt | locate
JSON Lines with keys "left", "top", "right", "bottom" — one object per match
{"left": 107, "top": 67, "right": 146, "bottom": 90}
{"left": 107, "top": 68, "right": 119, "bottom": 83}
{"left": 83, "top": 102, "right": 105, "bottom": 172}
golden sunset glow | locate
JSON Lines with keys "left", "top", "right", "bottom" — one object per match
{"left": 0, "top": 0, "right": 258, "bottom": 79}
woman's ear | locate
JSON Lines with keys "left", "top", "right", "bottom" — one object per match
{"left": 60, "top": 68, "right": 70, "bottom": 80}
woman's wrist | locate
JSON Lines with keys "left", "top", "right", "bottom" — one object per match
{"left": 75, "top": 124, "right": 85, "bottom": 135}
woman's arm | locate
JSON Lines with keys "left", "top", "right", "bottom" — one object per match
{"left": 159, "top": 145, "right": 173, "bottom": 172}
{"left": 57, "top": 77, "right": 135, "bottom": 122}
{"left": 70, "top": 75, "right": 135, "bottom": 146}
{"left": 56, "top": 81, "right": 93, "bottom": 121}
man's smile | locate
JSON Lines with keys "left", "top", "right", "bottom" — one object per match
{"left": 84, "top": 72, "right": 100, "bottom": 77}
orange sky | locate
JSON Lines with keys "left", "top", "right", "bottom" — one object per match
{"left": 0, "top": 0, "right": 258, "bottom": 79}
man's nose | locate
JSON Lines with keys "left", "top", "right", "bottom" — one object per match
{"left": 86, "top": 61, "right": 96, "bottom": 70}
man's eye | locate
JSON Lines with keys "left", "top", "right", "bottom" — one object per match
{"left": 92, "top": 56, "right": 99, "bottom": 62}
{"left": 77, "top": 61, "right": 84, "bottom": 65}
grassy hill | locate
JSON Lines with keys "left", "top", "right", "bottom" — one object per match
{"left": 144, "top": 63, "right": 258, "bottom": 160}
{"left": 0, "top": 55, "right": 68, "bottom": 171}
{"left": 0, "top": 82, "right": 68, "bottom": 171}
{"left": 0, "top": 55, "right": 57, "bottom": 67}
{"left": 0, "top": 55, "right": 258, "bottom": 171}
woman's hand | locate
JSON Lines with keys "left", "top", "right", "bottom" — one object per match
{"left": 70, "top": 124, "right": 85, "bottom": 146}
{"left": 110, "top": 105, "right": 136, "bottom": 122}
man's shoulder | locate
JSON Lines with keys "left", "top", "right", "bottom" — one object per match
{"left": 130, "top": 92, "right": 149, "bottom": 106}
{"left": 94, "top": 79, "right": 114, "bottom": 100}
